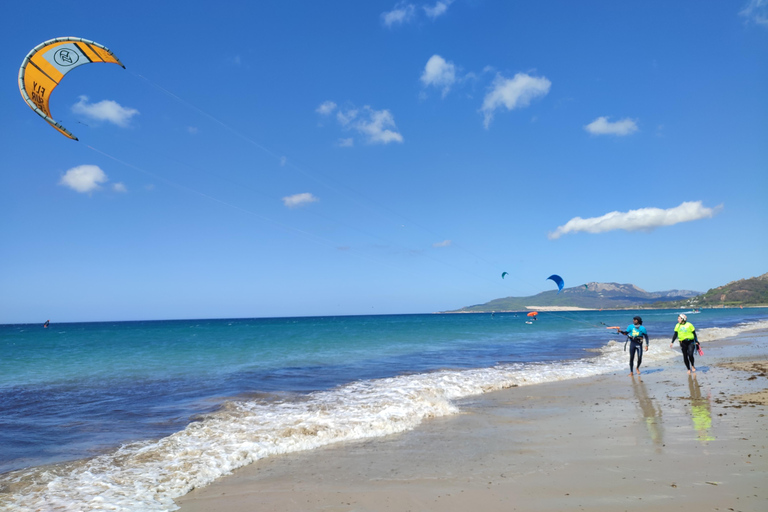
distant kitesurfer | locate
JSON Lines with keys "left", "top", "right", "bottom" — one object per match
{"left": 43, "top": 319, "right": 50, "bottom": 328}
{"left": 670, "top": 314, "right": 699, "bottom": 374}
{"left": 617, "top": 316, "right": 648, "bottom": 376}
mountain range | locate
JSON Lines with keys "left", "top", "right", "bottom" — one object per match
{"left": 448, "top": 272, "right": 768, "bottom": 312}
{"left": 449, "top": 282, "right": 700, "bottom": 312}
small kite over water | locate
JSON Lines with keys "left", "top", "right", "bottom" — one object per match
{"left": 547, "top": 274, "right": 564, "bottom": 293}
{"left": 18, "top": 37, "right": 125, "bottom": 140}
{"left": 501, "top": 272, "right": 508, "bottom": 279}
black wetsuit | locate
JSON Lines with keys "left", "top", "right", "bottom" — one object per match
{"left": 671, "top": 327, "right": 699, "bottom": 371}
{"left": 619, "top": 324, "right": 649, "bottom": 373}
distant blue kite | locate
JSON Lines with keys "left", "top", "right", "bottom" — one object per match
{"left": 501, "top": 272, "right": 508, "bottom": 279}
{"left": 547, "top": 274, "right": 564, "bottom": 293}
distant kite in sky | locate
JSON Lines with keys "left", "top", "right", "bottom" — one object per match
{"left": 501, "top": 272, "right": 508, "bottom": 279}
{"left": 18, "top": 37, "right": 125, "bottom": 140}
{"left": 547, "top": 274, "right": 564, "bottom": 293}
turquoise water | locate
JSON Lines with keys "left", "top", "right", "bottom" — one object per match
{"left": 1, "top": 308, "right": 766, "bottom": 511}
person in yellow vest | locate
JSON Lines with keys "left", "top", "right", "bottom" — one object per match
{"left": 670, "top": 313, "right": 699, "bottom": 374}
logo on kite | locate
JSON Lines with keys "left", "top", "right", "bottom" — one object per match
{"left": 18, "top": 37, "right": 125, "bottom": 140}
{"left": 501, "top": 272, "right": 508, "bottom": 279}
{"left": 547, "top": 274, "right": 564, "bottom": 293}
{"left": 54, "top": 48, "right": 79, "bottom": 67}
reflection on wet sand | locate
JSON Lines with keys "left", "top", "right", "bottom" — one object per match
{"left": 688, "top": 374, "right": 715, "bottom": 442}
{"left": 631, "top": 376, "right": 664, "bottom": 450}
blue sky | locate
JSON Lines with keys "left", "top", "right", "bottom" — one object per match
{"left": 1, "top": 1, "right": 766, "bottom": 323}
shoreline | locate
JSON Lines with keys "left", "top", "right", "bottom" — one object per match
{"left": 176, "top": 330, "right": 768, "bottom": 512}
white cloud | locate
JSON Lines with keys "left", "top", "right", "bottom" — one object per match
{"left": 336, "top": 108, "right": 359, "bottom": 126}
{"left": 112, "top": 182, "right": 127, "bottom": 193}
{"left": 584, "top": 116, "right": 639, "bottom": 136}
{"left": 59, "top": 165, "right": 108, "bottom": 193}
{"left": 187, "top": 126, "right": 199, "bottom": 135}
{"left": 355, "top": 107, "right": 404, "bottom": 144}
{"left": 740, "top": 0, "right": 768, "bottom": 26}
{"left": 72, "top": 96, "right": 139, "bottom": 127}
{"left": 320, "top": 103, "right": 403, "bottom": 145}
{"left": 316, "top": 101, "right": 337, "bottom": 115}
{"left": 481, "top": 73, "right": 551, "bottom": 128}
{"left": 548, "top": 201, "right": 723, "bottom": 240}
{"left": 282, "top": 192, "right": 319, "bottom": 208}
{"left": 424, "top": 0, "right": 454, "bottom": 19}
{"left": 382, "top": 2, "right": 416, "bottom": 27}
{"left": 421, "top": 55, "right": 457, "bottom": 97}
{"left": 433, "top": 239, "right": 452, "bottom": 248}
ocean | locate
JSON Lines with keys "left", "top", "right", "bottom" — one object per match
{"left": 1, "top": 308, "right": 766, "bottom": 511}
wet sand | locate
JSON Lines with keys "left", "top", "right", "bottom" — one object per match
{"left": 177, "top": 332, "right": 768, "bottom": 512}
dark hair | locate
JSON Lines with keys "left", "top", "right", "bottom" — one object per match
{"left": 633, "top": 316, "right": 643, "bottom": 324}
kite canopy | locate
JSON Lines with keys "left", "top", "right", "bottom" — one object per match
{"left": 547, "top": 274, "right": 564, "bottom": 293}
{"left": 18, "top": 37, "right": 125, "bottom": 140}
{"left": 527, "top": 311, "right": 538, "bottom": 317}
{"left": 501, "top": 272, "right": 508, "bottom": 279}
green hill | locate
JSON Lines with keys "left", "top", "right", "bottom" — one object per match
{"left": 651, "top": 272, "right": 768, "bottom": 308}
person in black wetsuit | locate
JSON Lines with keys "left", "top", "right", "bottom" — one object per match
{"left": 670, "top": 313, "right": 699, "bottom": 374}
{"left": 617, "top": 316, "right": 649, "bottom": 376}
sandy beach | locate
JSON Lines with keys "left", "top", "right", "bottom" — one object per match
{"left": 176, "top": 331, "right": 768, "bottom": 512}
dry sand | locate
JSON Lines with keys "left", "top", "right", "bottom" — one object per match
{"left": 177, "top": 332, "right": 768, "bottom": 512}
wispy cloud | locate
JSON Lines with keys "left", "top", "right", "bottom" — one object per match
{"left": 72, "top": 96, "right": 139, "bottom": 127}
{"left": 423, "top": 0, "right": 454, "bottom": 19}
{"left": 112, "top": 182, "right": 127, "bottom": 193}
{"left": 316, "top": 101, "right": 337, "bottom": 115}
{"left": 584, "top": 116, "right": 639, "bottom": 136}
{"left": 318, "top": 102, "right": 403, "bottom": 145}
{"left": 433, "top": 239, "right": 452, "bottom": 248}
{"left": 355, "top": 108, "right": 404, "bottom": 144}
{"left": 548, "top": 201, "right": 723, "bottom": 239}
{"left": 59, "top": 165, "right": 109, "bottom": 193}
{"left": 481, "top": 73, "right": 551, "bottom": 128}
{"left": 740, "top": 0, "right": 768, "bottom": 26}
{"left": 382, "top": 2, "right": 416, "bottom": 27}
{"left": 420, "top": 55, "right": 457, "bottom": 97}
{"left": 282, "top": 192, "right": 319, "bottom": 208}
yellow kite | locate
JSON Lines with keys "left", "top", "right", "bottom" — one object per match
{"left": 18, "top": 37, "right": 125, "bottom": 140}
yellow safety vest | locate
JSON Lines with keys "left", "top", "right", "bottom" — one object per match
{"left": 675, "top": 322, "right": 696, "bottom": 341}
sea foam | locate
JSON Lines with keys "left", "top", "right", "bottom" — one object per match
{"left": 2, "top": 319, "right": 766, "bottom": 512}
